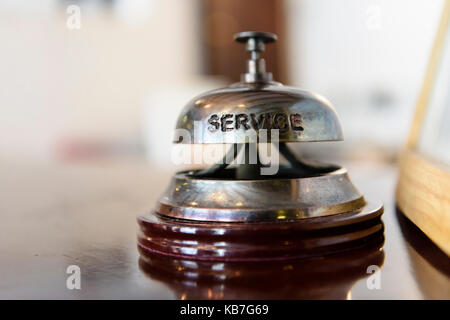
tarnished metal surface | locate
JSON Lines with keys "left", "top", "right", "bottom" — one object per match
{"left": 174, "top": 31, "right": 343, "bottom": 144}
{"left": 162, "top": 31, "right": 378, "bottom": 227}
{"left": 174, "top": 82, "right": 344, "bottom": 144}
{"left": 234, "top": 31, "right": 277, "bottom": 83}
{"left": 156, "top": 167, "right": 365, "bottom": 222}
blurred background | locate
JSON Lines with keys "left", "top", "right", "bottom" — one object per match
{"left": 0, "top": 0, "right": 445, "bottom": 167}
{"left": 1, "top": 0, "right": 448, "bottom": 300}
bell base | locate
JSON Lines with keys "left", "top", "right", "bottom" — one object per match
{"left": 156, "top": 166, "right": 367, "bottom": 223}
{"left": 137, "top": 202, "right": 383, "bottom": 261}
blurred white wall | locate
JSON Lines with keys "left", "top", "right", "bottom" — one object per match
{"left": 0, "top": 0, "right": 201, "bottom": 161}
{"left": 0, "top": 0, "right": 446, "bottom": 164}
{"left": 286, "top": 0, "right": 444, "bottom": 158}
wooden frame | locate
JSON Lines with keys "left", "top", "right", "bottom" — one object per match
{"left": 396, "top": 0, "right": 450, "bottom": 256}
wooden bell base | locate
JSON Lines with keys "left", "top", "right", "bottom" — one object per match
{"left": 137, "top": 202, "right": 384, "bottom": 261}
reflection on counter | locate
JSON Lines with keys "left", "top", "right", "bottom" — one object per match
{"left": 138, "top": 237, "right": 385, "bottom": 300}
{"left": 396, "top": 209, "right": 450, "bottom": 299}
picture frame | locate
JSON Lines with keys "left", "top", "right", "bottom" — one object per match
{"left": 396, "top": 0, "right": 450, "bottom": 256}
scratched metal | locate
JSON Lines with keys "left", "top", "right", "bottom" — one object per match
{"left": 174, "top": 31, "right": 342, "bottom": 144}
{"left": 156, "top": 167, "right": 367, "bottom": 222}
{"left": 174, "top": 82, "right": 344, "bottom": 144}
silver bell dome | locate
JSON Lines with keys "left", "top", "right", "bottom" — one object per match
{"left": 174, "top": 31, "right": 343, "bottom": 144}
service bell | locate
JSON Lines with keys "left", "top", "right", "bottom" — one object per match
{"left": 137, "top": 32, "right": 384, "bottom": 261}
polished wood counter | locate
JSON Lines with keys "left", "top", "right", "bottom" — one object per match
{"left": 0, "top": 160, "right": 448, "bottom": 299}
